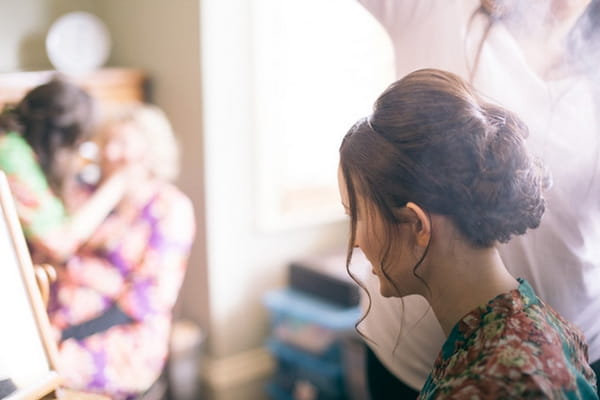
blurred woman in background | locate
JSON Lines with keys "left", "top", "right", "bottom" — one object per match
{"left": 49, "top": 104, "right": 195, "bottom": 399}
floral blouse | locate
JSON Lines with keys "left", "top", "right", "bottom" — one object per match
{"left": 48, "top": 182, "right": 195, "bottom": 399}
{"left": 0, "top": 131, "right": 195, "bottom": 398}
{"left": 419, "top": 279, "right": 598, "bottom": 400}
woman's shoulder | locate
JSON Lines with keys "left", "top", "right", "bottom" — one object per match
{"left": 0, "top": 131, "right": 37, "bottom": 167}
{"left": 146, "top": 182, "right": 195, "bottom": 240}
{"left": 433, "top": 370, "right": 572, "bottom": 399}
{"left": 434, "top": 299, "right": 595, "bottom": 398}
{"left": 154, "top": 182, "right": 192, "bottom": 205}
{"left": 0, "top": 131, "right": 30, "bottom": 152}
{"left": 150, "top": 182, "right": 195, "bottom": 221}
{"left": 0, "top": 131, "right": 49, "bottom": 185}
{"left": 436, "top": 335, "right": 593, "bottom": 398}
{"left": 478, "top": 305, "right": 594, "bottom": 397}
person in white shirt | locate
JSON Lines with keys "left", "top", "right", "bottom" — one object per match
{"left": 354, "top": 0, "right": 600, "bottom": 398}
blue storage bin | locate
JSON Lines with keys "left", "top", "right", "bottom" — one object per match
{"left": 263, "top": 289, "right": 362, "bottom": 400}
{"left": 267, "top": 339, "right": 347, "bottom": 400}
{"left": 263, "top": 289, "right": 361, "bottom": 362}
{"left": 266, "top": 382, "right": 293, "bottom": 400}
{"left": 264, "top": 289, "right": 361, "bottom": 331}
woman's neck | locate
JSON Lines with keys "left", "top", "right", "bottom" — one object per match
{"left": 423, "top": 244, "right": 518, "bottom": 336}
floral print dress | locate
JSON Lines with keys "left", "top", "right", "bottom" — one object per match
{"left": 48, "top": 183, "right": 195, "bottom": 399}
{"left": 419, "top": 279, "right": 598, "bottom": 400}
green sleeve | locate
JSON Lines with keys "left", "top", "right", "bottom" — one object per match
{"left": 0, "top": 132, "right": 67, "bottom": 238}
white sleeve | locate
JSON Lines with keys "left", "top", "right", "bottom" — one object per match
{"left": 357, "top": 0, "right": 429, "bottom": 36}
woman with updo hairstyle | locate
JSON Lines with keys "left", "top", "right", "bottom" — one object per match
{"left": 339, "top": 69, "right": 597, "bottom": 398}
{"left": 354, "top": 1, "right": 600, "bottom": 397}
{"left": 0, "top": 77, "right": 129, "bottom": 262}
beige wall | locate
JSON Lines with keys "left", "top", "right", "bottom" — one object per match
{"left": 94, "top": 0, "right": 210, "bottom": 337}
{"left": 0, "top": 0, "right": 96, "bottom": 71}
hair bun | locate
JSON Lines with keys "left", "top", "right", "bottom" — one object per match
{"left": 457, "top": 103, "right": 550, "bottom": 245}
{"left": 340, "top": 69, "right": 550, "bottom": 248}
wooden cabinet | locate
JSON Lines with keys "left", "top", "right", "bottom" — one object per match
{"left": 0, "top": 68, "right": 148, "bottom": 109}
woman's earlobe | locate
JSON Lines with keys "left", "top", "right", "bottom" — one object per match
{"left": 406, "top": 202, "right": 431, "bottom": 247}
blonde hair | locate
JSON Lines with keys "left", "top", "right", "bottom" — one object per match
{"left": 104, "top": 104, "right": 180, "bottom": 182}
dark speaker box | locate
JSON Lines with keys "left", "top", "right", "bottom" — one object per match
{"left": 288, "top": 252, "right": 362, "bottom": 308}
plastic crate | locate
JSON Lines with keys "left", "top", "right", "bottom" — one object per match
{"left": 266, "top": 382, "right": 293, "bottom": 400}
{"left": 263, "top": 289, "right": 362, "bottom": 400}
{"left": 263, "top": 289, "right": 361, "bottom": 361}
{"left": 266, "top": 381, "right": 345, "bottom": 400}
{"left": 267, "top": 339, "right": 347, "bottom": 400}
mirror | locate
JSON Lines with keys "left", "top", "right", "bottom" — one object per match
{"left": 0, "top": 171, "right": 62, "bottom": 400}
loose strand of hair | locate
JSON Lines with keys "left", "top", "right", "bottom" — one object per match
{"left": 346, "top": 252, "right": 376, "bottom": 346}
{"left": 380, "top": 213, "right": 433, "bottom": 357}
{"left": 342, "top": 165, "right": 376, "bottom": 345}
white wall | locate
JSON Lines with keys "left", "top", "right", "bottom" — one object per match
{"left": 200, "top": 0, "right": 348, "bottom": 357}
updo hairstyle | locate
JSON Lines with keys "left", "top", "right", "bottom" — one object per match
{"left": 339, "top": 68, "right": 549, "bottom": 253}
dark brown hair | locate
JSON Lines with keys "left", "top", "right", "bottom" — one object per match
{"left": 340, "top": 69, "right": 548, "bottom": 286}
{"left": 0, "top": 77, "right": 95, "bottom": 191}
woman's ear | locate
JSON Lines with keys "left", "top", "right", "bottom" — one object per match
{"left": 406, "top": 202, "right": 431, "bottom": 247}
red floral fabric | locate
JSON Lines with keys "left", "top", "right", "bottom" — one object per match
{"left": 419, "top": 279, "right": 598, "bottom": 399}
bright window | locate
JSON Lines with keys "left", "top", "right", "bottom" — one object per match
{"left": 252, "top": 0, "right": 394, "bottom": 230}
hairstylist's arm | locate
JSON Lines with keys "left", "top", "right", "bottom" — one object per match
{"left": 357, "top": 0, "right": 421, "bottom": 33}
{"left": 35, "top": 168, "right": 129, "bottom": 263}
{"left": 0, "top": 137, "right": 127, "bottom": 263}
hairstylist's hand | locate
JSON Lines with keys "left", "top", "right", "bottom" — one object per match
{"left": 31, "top": 234, "right": 74, "bottom": 265}
{"left": 79, "top": 164, "right": 150, "bottom": 253}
